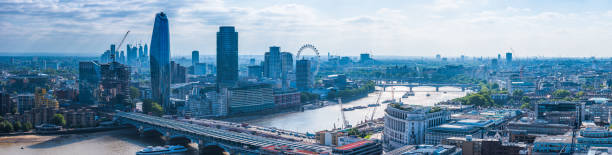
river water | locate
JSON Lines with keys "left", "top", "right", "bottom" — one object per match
{"left": 246, "top": 86, "right": 468, "bottom": 133}
{"left": 0, "top": 86, "right": 466, "bottom": 155}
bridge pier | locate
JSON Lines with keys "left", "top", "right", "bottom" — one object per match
{"left": 138, "top": 126, "right": 144, "bottom": 137}
{"left": 435, "top": 87, "right": 439, "bottom": 92}
{"left": 409, "top": 87, "right": 413, "bottom": 92}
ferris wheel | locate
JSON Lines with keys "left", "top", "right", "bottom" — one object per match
{"left": 296, "top": 44, "right": 321, "bottom": 76}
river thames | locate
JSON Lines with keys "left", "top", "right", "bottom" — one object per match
{"left": 0, "top": 86, "right": 467, "bottom": 155}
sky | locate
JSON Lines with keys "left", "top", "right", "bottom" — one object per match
{"left": 1, "top": 0, "right": 612, "bottom": 58}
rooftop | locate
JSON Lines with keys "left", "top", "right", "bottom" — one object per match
{"left": 334, "top": 140, "right": 373, "bottom": 151}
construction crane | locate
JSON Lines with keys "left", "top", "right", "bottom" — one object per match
{"left": 338, "top": 98, "right": 349, "bottom": 129}
{"left": 369, "top": 89, "right": 383, "bottom": 121}
{"left": 111, "top": 31, "right": 130, "bottom": 62}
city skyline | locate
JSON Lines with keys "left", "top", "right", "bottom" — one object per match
{"left": 2, "top": 0, "right": 612, "bottom": 57}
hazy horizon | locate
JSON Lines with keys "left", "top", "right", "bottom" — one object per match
{"left": 1, "top": 0, "right": 612, "bottom": 57}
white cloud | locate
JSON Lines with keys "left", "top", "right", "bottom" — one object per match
{"left": 1, "top": 0, "right": 612, "bottom": 57}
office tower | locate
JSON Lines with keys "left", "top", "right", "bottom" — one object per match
{"left": 497, "top": 54, "right": 501, "bottom": 61}
{"left": 150, "top": 12, "right": 171, "bottom": 110}
{"left": 435, "top": 54, "right": 441, "bottom": 60}
{"left": 144, "top": 44, "right": 148, "bottom": 57}
{"left": 192, "top": 50, "right": 199, "bottom": 66}
{"left": 296, "top": 59, "right": 313, "bottom": 91}
{"left": 281, "top": 52, "right": 293, "bottom": 73}
{"left": 216, "top": 26, "right": 238, "bottom": 88}
{"left": 264, "top": 46, "right": 281, "bottom": 79}
{"left": 280, "top": 51, "right": 293, "bottom": 88}
{"left": 506, "top": 52, "right": 513, "bottom": 63}
{"left": 79, "top": 61, "right": 101, "bottom": 104}
{"left": 119, "top": 50, "right": 125, "bottom": 64}
{"left": 110, "top": 44, "right": 116, "bottom": 59}
{"left": 138, "top": 44, "right": 143, "bottom": 59}
{"left": 360, "top": 53, "right": 371, "bottom": 63}
{"left": 0, "top": 92, "right": 12, "bottom": 115}
{"left": 248, "top": 65, "right": 262, "bottom": 79}
{"left": 194, "top": 63, "right": 207, "bottom": 75}
{"left": 127, "top": 44, "right": 137, "bottom": 66}
{"left": 171, "top": 61, "right": 186, "bottom": 84}
{"left": 249, "top": 58, "right": 256, "bottom": 66}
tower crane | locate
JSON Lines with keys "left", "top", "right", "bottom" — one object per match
{"left": 111, "top": 31, "right": 130, "bottom": 62}
{"left": 370, "top": 89, "right": 383, "bottom": 121}
{"left": 338, "top": 98, "right": 350, "bottom": 129}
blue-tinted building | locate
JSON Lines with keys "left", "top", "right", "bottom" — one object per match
{"left": 192, "top": 50, "right": 199, "bottom": 66}
{"left": 216, "top": 26, "right": 238, "bottom": 88}
{"left": 296, "top": 59, "right": 312, "bottom": 91}
{"left": 150, "top": 12, "right": 171, "bottom": 111}
{"left": 78, "top": 61, "right": 100, "bottom": 104}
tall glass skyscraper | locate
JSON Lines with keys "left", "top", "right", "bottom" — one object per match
{"left": 192, "top": 50, "right": 199, "bottom": 66}
{"left": 216, "top": 26, "right": 238, "bottom": 88}
{"left": 150, "top": 12, "right": 171, "bottom": 111}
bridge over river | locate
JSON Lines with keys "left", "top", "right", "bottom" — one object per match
{"left": 114, "top": 112, "right": 331, "bottom": 154}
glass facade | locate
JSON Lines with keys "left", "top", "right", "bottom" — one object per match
{"left": 216, "top": 26, "right": 238, "bottom": 88}
{"left": 150, "top": 12, "right": 171, "bottom": 110}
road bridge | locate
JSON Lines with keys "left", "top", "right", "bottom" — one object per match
{"left": 377, "top": 83, "right": 476, "bottom": 92}
{"left": 114, "top": 112, "right": 330, "bottom": 154}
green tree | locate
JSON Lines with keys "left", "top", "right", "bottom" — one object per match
{"left": 24, "top": 122, "right": 33, "bottom": 131}
{"left": 13, "top": 121, "right": 22, "bottom": 131}
{"left": 129, "top": 86, "right": 141, "bottom": 99}
{"left": 512, "top": 89, "right": 524, "bottom": 97}
{"left": 552, "top": 89, "right": 571, "bottom": 98}
{"left": 0, "top": 120, "right": 14, "bottom": 133}
{"left": 466, "top": 93, "right": 489, "bottom": 106}
{"left": 51, "top": 114, "right": 66, "bottom": 127}
{"left": 143, "top": 99, "right": 164, "bottom": 116}
{"left": 520, "top": 102, "right": 532, "bottom": 109}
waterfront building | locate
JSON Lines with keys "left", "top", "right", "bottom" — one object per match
{"left": 441, "top": 136, "right": 526, "bottom": 155}
{"left": 170, "top": 61, "right": 186, "bottom": 84}
{"left": 150, "top": 12, "right": 171, "bottom": 110}
{"left": 227, "top": 83, "right": 274, "bottom": 115}
{"left": 192, "top": 50, "right": 199, "bottom": 66}
{"left": 296, "top": 59, "right": 313, "bottom": 91}
{"left": 100, "top": 61, "right": 131, "bottom": 105}
{"left": 0, "top": 92, "right": 12, "bottom": 115}
{"left": 17, "top": 94, "right": 35, "bottom": 114}
{"left": 78, "top": 61, "right": 100, "bottom": 105}
{"left": 332, "top": 140, "right": 383, "bottom": 155}
{"left": 383, "top": 104, "right": 451, "bottom": 151}
{"left": 324, "top": 74, "right": 347, "bottom": 90}
{"left": 385, "top": 144, "right": 461, "bottom": 155}
{"left": 34, "top": 87, "right": 59, "bottom": 109}
{"left": 216, "top": 26, "right": 239, "bottom": 88}
{"left": 273, "top": 89, "right": 301, "bottom": 109}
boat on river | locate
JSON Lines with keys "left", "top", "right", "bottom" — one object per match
{"left": 136, "top": 145, "right": 188, "bottom": 155}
